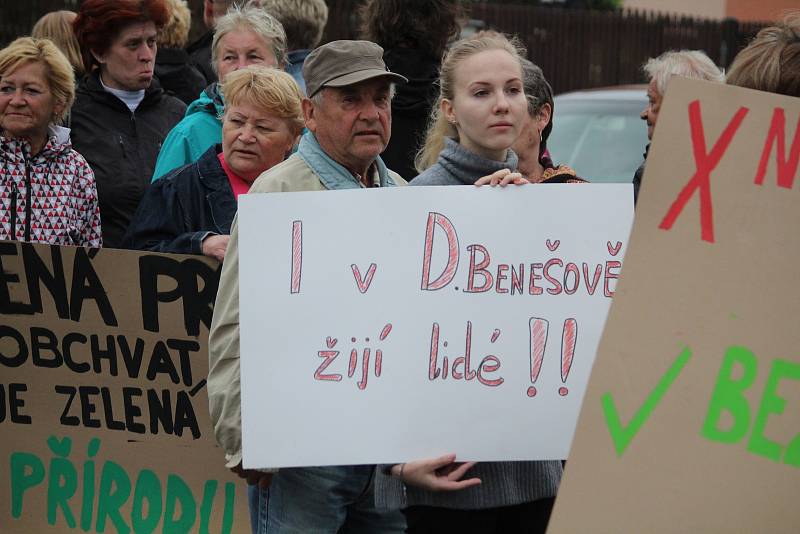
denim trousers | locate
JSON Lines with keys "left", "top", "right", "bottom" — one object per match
{"left": 249, "top": 465, "right": 406, "bottom": 534}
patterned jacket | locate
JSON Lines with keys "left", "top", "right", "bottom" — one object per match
{"left": 0, "top": 126, "right": 102, "bottom": 247}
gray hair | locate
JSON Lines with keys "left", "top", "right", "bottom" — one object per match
{"left": 259, "top": 0, "right": 329, "bottom": 50}
{"left": 520, "top": 58, "right": 554, "bottom": 148}
{"left": 211, "top": 4, "right": 287, "bottom": 75}
{"left": 643, "top": 50, "right": 724, "bottom": 97}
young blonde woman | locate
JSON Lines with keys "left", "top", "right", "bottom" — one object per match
{"left": 375, "top": 32, "right": 562, "bottom": 534}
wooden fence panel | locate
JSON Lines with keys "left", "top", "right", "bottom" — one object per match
{"left": 0, "top": 1, "right": 771, "bottom": 94}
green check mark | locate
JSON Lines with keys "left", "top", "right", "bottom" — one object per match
{"left": 601, "top": 346, "right": 692, "bottom": 457}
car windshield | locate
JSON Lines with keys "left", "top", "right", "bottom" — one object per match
{"left": 547, "top": 97, "right": 648, "bottom": 184}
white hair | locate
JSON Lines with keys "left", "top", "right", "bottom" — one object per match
{"left": 211, "top": 4, "right": 287, "bottom": 74}
{"left": 643, "top": 50, "right": 724, "bottom": 96}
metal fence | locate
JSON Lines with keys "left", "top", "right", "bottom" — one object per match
{"left": 323, "top": 2, "right": 769, "bottom": 93}
{"left": 2, "top": 1, "right": 769, "bottom": 94}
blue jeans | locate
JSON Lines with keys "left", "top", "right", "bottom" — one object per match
{"left": 250, "top": 465, "right": 405, "bottom": 534}
{"left": 249, "top": 484, "right": 268, "bottom": 533}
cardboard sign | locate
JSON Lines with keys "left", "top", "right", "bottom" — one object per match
{"left": 0, "top": 243, "right": 249, "bottom": 534}
{"left": 548, "top": 79, "right": 800, "bottom": 532}
{"left": 238, "top": 185, "right": 633, "bottom": 468}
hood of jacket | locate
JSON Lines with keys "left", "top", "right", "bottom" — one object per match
{"left": 186, "top": 82, "right": 224, "bottom": 119}
{"left": 1, "top": 124, "right": 72, "bottom": 164}
{"left": 383, "top": 48, "right": 440, "bottom": 116}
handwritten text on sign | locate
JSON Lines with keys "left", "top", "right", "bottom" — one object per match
{"left": 238, "top": 185, "right": 633, "bottom": 468}
{"left": 0, "top": 243, "right": 250, "bottom": 534}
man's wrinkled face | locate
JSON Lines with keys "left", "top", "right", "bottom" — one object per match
{"left": 304, "top": 78, "right": 392, "bottom": 175}
{"left": 641, "top": 78, "right": 662, "bottom": 141}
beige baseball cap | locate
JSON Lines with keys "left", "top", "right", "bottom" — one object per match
{"left": 303, "top": 40, "right": 407, "bottom": 97}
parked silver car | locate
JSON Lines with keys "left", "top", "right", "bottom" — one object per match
{"left": 547, "top": 86, "right": 648, "bottom": 183}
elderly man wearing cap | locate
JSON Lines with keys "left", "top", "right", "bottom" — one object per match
{"left": 208, "top": 40, "right": 407, "bottom": 533}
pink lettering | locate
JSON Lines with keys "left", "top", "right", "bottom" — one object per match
{"left": 604, "top": 261, "right": 621, "bottom": 298}
{"left": 495, "top": 264, "right": 509, "bottom": 294}
{"left": 544, "top": 258, "right": 563, "bottom": 295}
{"left": 583, "top": 263, "right": 602, "bottom": 295}
{"left": 290, "top": 220, "right": 302, "bottom": 294}
{"left": 420, "top": 212, "right": 459, "bottom": 290}
{"left": 528, "top": 263, "right": 543, "bottom": 295}
{"left": 351, "top": 263, "right": 377, "bottom": 293}
{"left": 465, "top": 244, "right": 493, "bottom": 293}
{"left": 563, "top": 262, "right": 580, "bottom": 295}
{"left": 477, "top": 356, "right": 504, "bottom": 387}
{"left": 314, "top": 350, "right": 342, "bottom": 382}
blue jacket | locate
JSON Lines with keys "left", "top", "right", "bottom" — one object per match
{"left": 152, "top": 83, "right": 224, "bottom": 181}
{"left": 286, "top": 49, "right": 311, "bottom": 95}
{"left": 124, "top": 145, "right": 236, "bottom": 254}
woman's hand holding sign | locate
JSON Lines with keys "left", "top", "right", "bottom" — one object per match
{"left": 391, "top": 454, "right": 481, "bottom": 492}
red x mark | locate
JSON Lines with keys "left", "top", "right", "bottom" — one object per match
{"left": 658, "top": 100, "right": 749, "bottom": 243}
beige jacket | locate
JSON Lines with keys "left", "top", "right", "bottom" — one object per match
{"left": 208, "top": 153, "right": 405, "bottom": 469}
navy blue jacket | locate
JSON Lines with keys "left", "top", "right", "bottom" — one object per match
{"left": 122, "top": 145, "right": 236, "bottom": 255}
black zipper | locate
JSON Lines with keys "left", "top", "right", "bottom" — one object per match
{"left": 9, "top": 181, "right": 17, "bottom": 239}
{"left": 23, "top": 158, "right": 32, "bottom": 242}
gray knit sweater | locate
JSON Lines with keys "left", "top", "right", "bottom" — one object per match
{"left": 411, "top": 136, "right": 518, "bottom": 186}
{"left": 374, "top": 138, "right": 563, "bottom": 510}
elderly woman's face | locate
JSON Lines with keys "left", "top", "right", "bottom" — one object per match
{"left": 0, "top": 61, "right": 61, "bottom": 143}
{"left": 222, "top": 101, "right": 296, "bottom": 182}
{"left": 511, "top": 102, "right": 550, "bottom": 158}
{"left": 216, "top": 30, "right": 276, "bottom": 81}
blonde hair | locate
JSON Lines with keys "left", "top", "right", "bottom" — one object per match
{"left": 415, "top": 31, "right": 526, "bottom": 172}
{"left": 643, "top": 50, "right": 724, "bottom": 97}
{"left": 159, "top": 0, "right": 192, "bottom": 49}
{"left": 31, "top": 10, "right": 85, "bottom": 76}
{"left": 221, "top": 65, "right": 304, "bottom": 135}
{"left": 259, "top": 0, "right": 328, "bottom": 50}
{"left": 0, "top": 37, "right": 75, "bottom": 125}
{"left": 726, "top": 11, "right": 800, "bottom": 97}
{"left": 212, "top": 4, "right": 288, "bottom": 75}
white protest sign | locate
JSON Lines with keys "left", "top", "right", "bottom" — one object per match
{"left": 238, "top": 185, "right": 632, "bottom": 468}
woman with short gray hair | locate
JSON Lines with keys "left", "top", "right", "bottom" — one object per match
{"left": 152, "top": 4, "right": 287, "bottom": 181}
{"left": 635, "top": 49, "right": 723, "bottom": 202}
{"left": 511, "top": 58, "right": 584, "bottom": 184}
